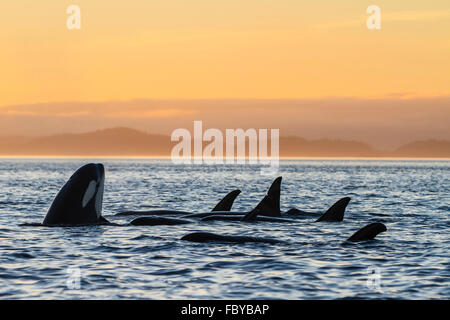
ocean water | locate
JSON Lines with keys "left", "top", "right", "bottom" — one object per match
{"left": 0, "top": 158, "right": 448, "bottom": 299}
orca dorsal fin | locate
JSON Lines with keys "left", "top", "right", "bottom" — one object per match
{"left": 242, "top": 177, "right": 282, "bottom": 221}
{"left": 241, "top": 202, "right": 263, "bottom": 221}
{"left": 316, "top": 197, "right": 350, "bottom": 222}
{"left": 347, "top": 222, "right": 387, "bottom": 241}
{"left": 211, "top": 190, "right": 241, "bottom": 212}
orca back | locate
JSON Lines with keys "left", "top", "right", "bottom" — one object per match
{"left": 347, "top": 222, "right": 387, "bottom": 241}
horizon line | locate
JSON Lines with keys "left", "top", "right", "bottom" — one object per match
{"left": 1, "top": 156, "right": 449, "bottom": 161}
{"left": 3, "top": 94, "right": 450, "bottom": 109}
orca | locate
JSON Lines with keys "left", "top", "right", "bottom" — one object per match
{"left": 125, "top": 179, "right": 283, "bottom": 226}
{"left": 31, "top": 163, "right": 190, "bottom": 227}
{"left": 130, "top": 217, "right": 190, "bottom": 226}
{"left": 183, "top": 177, "right": 282, "bottom": 220}
{"left": 183, "top": 177, "right": 350, "bottom": 222}
{"left": 284, "top": 208, "right": 321, "bottom": 217}
{"left": 130, "top": 178, "right": 287, "bottom": 225}
{"left": 202, "top": 215, "right": 293, "bottom": 223}
{"left": 42, "top": 163, "right": 109, "bottom": 226}
{"left": 202, "top": 194, "right": 290, "bottom": 223}
{"left": 115, "top": 189, "right": 241, "bottom": 216}
{"left": 346, "top": 222, "right": 387, "bottom": 241}
{"left": 314, "top": 197, "right": 350, "bottom": 222}
{"left": 181, "top": 223, "right": 387, "bottom": 244}
{"left": 211, "top": 190, "right": 242, "bottom": 211}
{"left": 201, "top": 190, "right": 349, "bottom": 223}
{"left": 271, "top": 197, "right": 351, "bottom": 221}
{"left": 180, "top": 232, "right": 281, "bottom": 244}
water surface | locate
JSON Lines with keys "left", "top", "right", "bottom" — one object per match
{"left": 0, "top": 159, "right": 448, "bottom": 299}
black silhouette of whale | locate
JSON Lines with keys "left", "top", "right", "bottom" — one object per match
{"left": 120, "top": 190, "right": 242, "bottom": 226}
{"left": 181, "top": 232, "right": 281, "bottom": 244}
{"left": 284, "top": 197, "right": 350, "bottom": 221}
{"left": 129, "top": 178, "right": 284, "bottom": 226}
{"left": 183, "top": 177, "right": 350, "bottom": 222}
{"left": 129, "top": 216, "right": 191, "bottom": 226}
{"left": 25, "top": 163, "right": 192, "bottom": 227}
{"left": 181, "top": 222, "right": 387, "bottom": 243}
{"left": 115, "top": 189, "right": 241, "bottom": 216}
{"left": 28, "top": 164, "right": 361, "bottom": 230}
{"left": 41, "top": 163, "right": 110, "bottom": 226}
{"left": 182, "top": 177, "right": 283, "bottom": 219}
{"left": 346, "top": 222, "right": 387, "bottom": 241}
{"left": 200, "top": 180, "right": 350, "bottom": 223}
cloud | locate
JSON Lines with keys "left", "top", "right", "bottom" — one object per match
{"left": 0, "top": 101, "right": 198, "bottom": 118}
{"left": 0, "top": 97, "right": 449, "bottom": 150}
{"left": 314, "top": 10, "right": 450, "bottom": 29}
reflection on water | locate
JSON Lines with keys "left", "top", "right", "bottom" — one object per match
{"left": 0, "top": 159, "right": 448, "bottom": 299}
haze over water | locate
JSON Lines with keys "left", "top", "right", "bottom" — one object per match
{"left": 0, "top": 159, "right": 448, "bottom": 299}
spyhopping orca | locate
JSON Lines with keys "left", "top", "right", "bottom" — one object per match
{"left": 181, "top": 222, "right": 387, "bottom": 244}
{"left": 115, "top": 189, "right": 241, "bottom": 216}
{"left": 42, "top": 163, "right": 109, "bottom": 226}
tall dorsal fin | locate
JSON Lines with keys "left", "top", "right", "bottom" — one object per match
{"left": 347, "top": 222, "right": 387, "bottom": 241}
{"left": 242, "top": 177, "right": 282, "bottom": 221}
{"left": 211, "top": 190, "right": 241, "bottom": 212}
{"left": 316, "top": 197, "right": 350, "bottom": 222}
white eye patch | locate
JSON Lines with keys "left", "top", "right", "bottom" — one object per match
{"left": 95, "top": 175, "right": 105, "bottom": 218}
{"left": 82, "top": 180, "right": 97, "bottom": 208}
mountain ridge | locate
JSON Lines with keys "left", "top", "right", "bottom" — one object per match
{"left": 0, "top": 127, "right": 449, "bottom": 158}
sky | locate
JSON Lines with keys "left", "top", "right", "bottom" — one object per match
{"left": 0, "top": 1, "right": 449, "bottom": 146}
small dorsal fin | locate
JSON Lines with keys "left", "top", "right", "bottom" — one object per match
{"left": 242, "top": 177, "right": 282, "bottom": 221}
{"left": 316, "top": 197, "right": 350, "bottom": 222}
{"left": 211, "top": 190, "right": 241, "bottom": 212}
{"left": 347, "top": 222, "right": 387, "bottom": 241}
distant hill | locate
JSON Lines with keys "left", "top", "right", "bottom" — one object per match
{"left": 0, "top": 128, "right": 170, "bottom": 156}
{"left": 392, "top": 140, "right": 450, "bottom": 158}
{"left": 0, "top": 127, "right": 448, "bottom": 158}
{"left": 279, "top": 136, "right": 377, "bottom": 157}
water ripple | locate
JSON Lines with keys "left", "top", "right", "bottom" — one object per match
{"left": 0, "top": 159, "right": 448, "bottom": 299}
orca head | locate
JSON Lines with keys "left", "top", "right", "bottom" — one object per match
{"left": 43, "top": 163, "right": 106, "bottom": 226}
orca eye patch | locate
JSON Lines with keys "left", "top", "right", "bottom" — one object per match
{"left": 82, "top": 180, "right": 98, "bottom": 208}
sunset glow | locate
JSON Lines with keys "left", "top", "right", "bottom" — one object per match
{"left": 1, "top": 0, "right": 449, "bottom": 106}
{"left": 0, "top": 1, "right": 449, "bottom": 155}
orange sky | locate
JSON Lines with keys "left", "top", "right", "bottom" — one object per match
{"left": 1, "top": 0, "right": 450, "bottom": 104}
{"left": 0, "top": 1, "right": 449, "bottom": 145}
